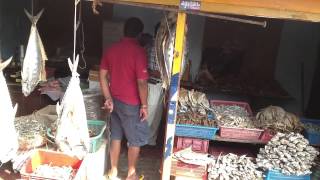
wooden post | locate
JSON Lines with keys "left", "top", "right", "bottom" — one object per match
{"left": 161, "top": 12, "right": 187, "bottom": 180}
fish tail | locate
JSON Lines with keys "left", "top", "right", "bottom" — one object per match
{"left": 24, "top": 9, "right": 44, "bottom": 25}
{"left": 0, "top": 57, "right": 12, "bottom": 72}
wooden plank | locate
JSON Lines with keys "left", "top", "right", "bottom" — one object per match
{"left": 202, "top": 0, "right": 320, "bottom": 14}
{"left": 97, "top": 0, "right": 320, "bottom": 22}
{"left": 161, "top": 12, "right": 187, "bottom": 180}
{"left": 201, "top": 1, "right": 320, "bottom": 22}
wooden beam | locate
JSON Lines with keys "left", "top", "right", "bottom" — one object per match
{"left": 201, "top": 0, "right": 320, "bottom": 22}
{"left": 161, "top": 12, "right": 187, "bottom": 180}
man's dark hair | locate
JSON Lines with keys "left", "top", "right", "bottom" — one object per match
{"left": 124, "top": 17, "right": 144, "bottom": 38}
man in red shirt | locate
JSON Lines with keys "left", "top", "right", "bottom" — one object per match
{"left": 100, "top": 17, "right": 149, "bottom": 180}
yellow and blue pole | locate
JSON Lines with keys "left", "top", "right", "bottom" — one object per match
{"left": 161, "top": 12, "right": 187, "bottom": 180}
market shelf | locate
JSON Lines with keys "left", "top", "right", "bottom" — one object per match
{"left": 214, "top": 135, "right": 267, "bottom": 144}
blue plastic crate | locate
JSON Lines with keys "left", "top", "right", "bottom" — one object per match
{"left": 301, "top": 118, "right": 320, "bottom": 145}
{"left": 175, "top": 124, "right": 218, "bottom": 140}
{"left": 265, "top": 170, "right": 310, "bottom": 180}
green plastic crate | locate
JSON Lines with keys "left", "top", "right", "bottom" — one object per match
{"left": 88, "top": 120, "right": 106, "bottom": 153}
{"left": 47, "top": 120, "right": 106, "bottom": 153}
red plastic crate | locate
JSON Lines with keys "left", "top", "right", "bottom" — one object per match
{"left": 260, "top": 129, "right": 274, "bottom": 142}
{"left": 171, "top": 158, "right": 207, "bottom": 180}
{"left": 219, "top": 126, "right": 264, "bottom": 140}
{"left": 176, "top": 137, "right": 209, "bottom": 153}
{"left": 210, "top": 99, "right": 253, "bottom": 115}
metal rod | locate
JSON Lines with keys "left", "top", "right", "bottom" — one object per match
{"left": 187, "top": 11, "right": 267, "bottom": 27}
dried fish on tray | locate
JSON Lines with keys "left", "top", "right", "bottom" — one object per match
{"left": 211, "top": 104, "right": 255, "bottom": 128}
{"left": 177, "top": 88, "right": 216, "bottom": 127}
{"left": 14, "top": 113, "right": 47, "bottom": 150}
{"left": 304, "top": 123, "right": 320, "bottom": 133}
{"left": 32, "top": 164, "right": 75, "bottom": 180}
{"left": 256, "top": 132, "right": 319, "bottom": 176}
{"left": 208, "top": 153, "right": 263, "bottom": 180}
{"left": 256, "top": 106, "right": 303, "bottom": 133}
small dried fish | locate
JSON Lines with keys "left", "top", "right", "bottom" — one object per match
{"left": 256, "top": 132, "right": 319, "bottom": 176}
{"left": 208, "top": 153, "right": 263, "bottom": 180}
{"left": 14, "top": 113, "right": 47, "bottom": 150}
{"left": 33, "top": 164, "right": 74, "bottom": 179}
{"left": 174, "top": 147, "right": 214, "bottom": 166}
{"left": 304, "top": 123, "right": 320, "bottom": 133}
{"left": 256, "top": 106, "right": 303, "bottom": 133}
{"left": 211, "top": 104, "right": 255, "bottom": 128}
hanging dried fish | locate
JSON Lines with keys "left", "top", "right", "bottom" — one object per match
{"left": 256, "top": 132, "right": 319, "bottom": 176}
{"left": 208, "top": 153, "right": 263, "bottom": 180}
{"left": 0, "top": 57, "right": 19, "bottom": 164}
{"left": 256, "top": 106, "right": 303, "bottom": 133}
{"left": 211, "top": 104, "right": 255, "bottom": 128}
{"left": 155, "top": 12, "right": 188, "bottom": 90}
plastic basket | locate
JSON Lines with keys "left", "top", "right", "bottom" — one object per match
{"left": 171, "top": 157, "right": 207, "bottom": 180}
{"left": 265, "top": 170, "right": 310, "bottom": 180}
{"left": 301, "top": 118, "right": 320, "bottom": 145}
{"left": 175, "top": 124, "right": 218, "bottom": 140}
{"left": 176, "top": 137, "right": 209, "bottom": 153}
{"left": 47, "top": 120, "right": 106, "bottom": 153}
{"left": 20, "top": 149, "right": 83, "bottom": 180}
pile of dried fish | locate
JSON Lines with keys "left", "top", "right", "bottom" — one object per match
{"left": 256, "top": 106, "right": 303, "bottom": 133}
{"left": 211, "top": 104, "right": 255, "bottom": 128}
{"left": 304, "top": 123, "right": 320, "bottom": 133}
{"left": 208, "top": 153, "right": 263, "bottom": 180}
{"left": 174, "top": 147, "right": 214, "bottom": 166}
{"left": 256, "top": 132, "right": 319, "bottom": 176}
{"left": 32, "top": 164, "right": 74, "bottom": 179}
{"left": 177, "top": 112, "right": 215, "bottom": 127}
{"left": 178, "top": 88, "right": 211, "bottom": 115}
{"left": 177, "top": 88, "right": 215, "bottom": 126}
{"left": 14, "top": 113, "right": 47, "bottom": 150}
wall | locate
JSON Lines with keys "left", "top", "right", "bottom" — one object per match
{"left": 0, "top": 0, "right": 30, "bottom": 60}
{"left": 202, "top": 17, "right": 283, "bottom": 81}
{"left": 113, "top": 4, "right": 162, "bottom": 35}
{"left": 188, "top": 15, "right": 205, "bottom": 81}
{"left": 275, "top": 21, "right": 320, "bottom": 113}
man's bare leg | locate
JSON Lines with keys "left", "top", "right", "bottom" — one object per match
{"left": 108, "top": 140, "right": 121, "bottom": 178}
{"left": 127, "top": 146, "right": 140, "bottom": 179}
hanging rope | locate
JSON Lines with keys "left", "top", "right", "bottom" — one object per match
{"left": 73, "top": 0, "right": 87, "bottom": 69}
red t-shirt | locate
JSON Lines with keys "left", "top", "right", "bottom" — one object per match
{"left": 100, "top": 37, "right": 149, "bottom": 105}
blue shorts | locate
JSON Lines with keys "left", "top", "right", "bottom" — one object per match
{"left": 110, "top": 99, "right": 149, "bottom": 147}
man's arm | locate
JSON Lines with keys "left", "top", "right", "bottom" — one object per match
{"left": 137, "top": 79, "right": 148, "bottom": 121}
{"left": 99, "top": 69, "right": 113, "bottom": 112}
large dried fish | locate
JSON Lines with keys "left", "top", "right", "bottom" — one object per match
{"left": 208, "top": 153, "right": 263, "bottom": 180}
{"left": 22, "top": 9, "right": 48, "bottom": 96}
{"left": 55, "top": 56, "right": 90, "bottom": 158}
{"left": 0, "top": 57, "right": 19, "bottom": 164}
{"left": 155, "top": 12, "right": 188, "bottom": 90}
{"left": 256, "top": 132, "right": 319, "bottom": 176}
{"left": 256, "top": 106, "right": 303, "bottom": 133}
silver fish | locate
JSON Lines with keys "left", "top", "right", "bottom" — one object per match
{"left": 0, "top": 57, "right": 19, "bottom": 164}
{"left": 55, "top": 55, "right": 90, "bottom": 158}
{"left": 21, "top": 9, "right": 47, "bottom": 96}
